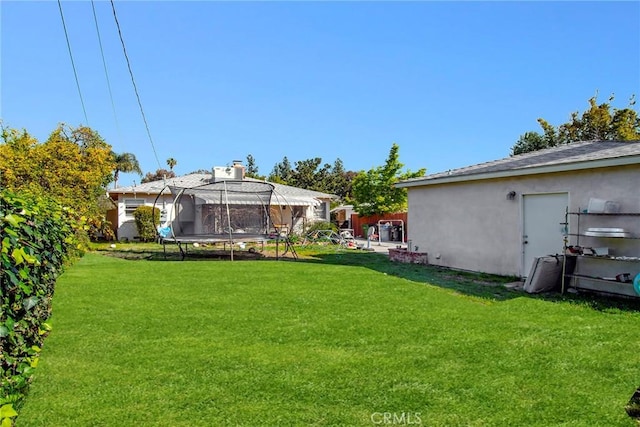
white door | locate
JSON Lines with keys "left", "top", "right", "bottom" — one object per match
{"left": 522, "top": 193, "right": 568, "bottom": 276}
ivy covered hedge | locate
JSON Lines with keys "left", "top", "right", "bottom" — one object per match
{"left": 0, "top": 190, "right": 79, "bottom": 425}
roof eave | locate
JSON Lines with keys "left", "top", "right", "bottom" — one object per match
{"left": 108, "top": 189, "right": 170, "bottom": 195}
{"left": 396, "top": 155, "right": 640, "bottom": 188}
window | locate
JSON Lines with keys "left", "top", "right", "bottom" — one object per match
{"left": 313, "top": 202, "right": 327, "bottom": 220}
{"left": 124, "top": 198, "right": 145, "bottom": 216}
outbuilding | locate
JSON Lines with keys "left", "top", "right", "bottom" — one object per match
{"left": 396, "top": 140, "right": 640, "bottom": 296}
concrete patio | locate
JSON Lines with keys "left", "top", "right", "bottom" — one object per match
{"left": 353, "top": 238, "right": 408, "bottom": 254}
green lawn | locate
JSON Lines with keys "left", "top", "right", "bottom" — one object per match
{"left": 16, "top": 248, "right": 640, "bottom": 426}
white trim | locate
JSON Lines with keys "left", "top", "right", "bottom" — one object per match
{"left": 124, "top": 198, "right": 146, "bottom": 216}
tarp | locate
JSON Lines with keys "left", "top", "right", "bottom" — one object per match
{"left": 524, "top": 256, "right": 563, "bottom": 294}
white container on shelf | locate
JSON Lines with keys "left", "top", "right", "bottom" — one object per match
{"left": 587, "top": 198, "right": 621, "bottom": 213}
{"left": 587, "top": 198, "right": 607, "bottom": 213}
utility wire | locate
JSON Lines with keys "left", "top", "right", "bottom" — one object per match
{"left": 91, "top": 0, "right": 122, "bottom": 144}
{"left": 110, "top": 0, "right": 162, "bottom": 170}
{"left": 57, "top": 0, "right": 89, "bottom": 125}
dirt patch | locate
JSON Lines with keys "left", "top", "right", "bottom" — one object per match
{"left": 447, "top": 274, "right": 517, "bottom": 288}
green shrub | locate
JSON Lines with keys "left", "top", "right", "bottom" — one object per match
{"left": 133, "top": 206, "right": 160, "bottom": 242}
{"left": 0, "top": 190, "right": 78, "bottom": 424}
{"left": 305, "top": 221, "right": 338, "bottom": 235}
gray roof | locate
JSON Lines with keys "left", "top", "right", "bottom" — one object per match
{"left": 397, "top": 140, "right": 640, "bottom": 188}
{"left": 109, "top": 173, "right": 337, "bottom": 201}
{"left": 110, "top": 173, "right": 210, "bottom": 194}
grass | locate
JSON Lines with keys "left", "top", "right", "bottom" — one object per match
{"left": 16, "top": 244, "right": 640, "bottom": 426}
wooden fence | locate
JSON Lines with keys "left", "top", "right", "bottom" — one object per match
{"left": 349, "top": 212, "right": 408, "bottom": 240}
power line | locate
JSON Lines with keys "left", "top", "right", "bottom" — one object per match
{"left": 91, "top": 0, "right": 121, "bottom": 144}
{"left": 109, "top": 0, "right": 162, "bottom": 170}
{"left": 57, "top": 0, "right": 89, "bottom": 125}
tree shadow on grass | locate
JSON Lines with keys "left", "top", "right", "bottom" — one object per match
{"left": 300, "top": 250, "right": 640, "bottom": 312}
{"left": 92, "top": 244, "right": 640, "bottom": 312}
{"left": 299, "top": 250, "right": 523, "bottom": 301}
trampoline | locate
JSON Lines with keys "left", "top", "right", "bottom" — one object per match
{"left": 154, "top": 179, "right": 297, "bottom": 260}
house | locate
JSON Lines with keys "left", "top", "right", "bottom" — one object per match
{"left": 396, "top": 141, "right": 640, "bottom": 292}
{"left": 107, "top": 170, "right": 336, "bottom": 241}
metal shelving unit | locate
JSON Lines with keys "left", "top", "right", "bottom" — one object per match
{"left": 561, "top": 210, "right": 640, "bottom": 297}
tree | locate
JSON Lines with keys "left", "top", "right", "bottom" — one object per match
{"left": 325, "top": 158, "right": 354, "bottom": 201}
{"left": 166, "top": 157, "right": 177, "bottom": 171}
{"left": 141, "top": 168, "right": 176, "bottom": 183}
{"left": 112, "top": 152, "right": 142, "bottom": 188}
{"left": 268, "top": 156, "right": 293, "bottom": 184}
{"left": 341, "top": 171, "right": 358, "bottom": 202}
{"left": 511, "top": 94, "right": 640, "bottom": 155}
{"left": 245, "top": 154, "right": 264, "bottom": 179}
{"left": 289, "top": 157, "right": 331, "bottom": 191}
{"left": 188, "top": 168, "right": 211, "bottom": 174}
{"left": 511, "top": 131, "right": 548, "bottom": 156}
{"left": 0, "top": 127, "right": 40, "bottom": 190}
{"left": 266, "top": 155, "right": 356, "bottom": 200}
{"left": 351, "top": 143, "right": 425, "bottom": 216}
{"left": 0, "top": 123, "right": 115, "bottom": 235}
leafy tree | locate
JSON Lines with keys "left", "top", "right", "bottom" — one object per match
{"left": 0, "top": 127, "right": 40, "bottom": 190}
{"left": 166, "top": 157, "right": 177, "bottom": 171}
{"left": 1, "top": 124, "right": 114, "bottom": 210}
{"left": 268, "top": 156, "right": 294, "bottom": 184}
{"left": 141, "top": 168, "right": 176, "bottom": 183}
{"left": 342, "top": 171, "right": 358, "bottom": 202}
{"left": 0, "top": 123, "right": 115, "bottom": 238}
{"left": 112, "top": 152, "right": 142, "bottom": 188}
{"left": 511, "top": 132, "right": 548, "bottom": 156}
{"left": 351, "top": 143, "right": 425, "bottom": 216}
{"left": 511, "top": 94, "right": 640, "bottom": 155}
{"left": 267, "top": 155, "right": 356, "bottom": 200}
{"left": 245, "top": 154, "right": 264, "bottom": 179}
{"left": 290, "top": 158, "right": 331, "bottom": 191}
{"left": 325, "top": 158, "right": 354, "bottom": 201}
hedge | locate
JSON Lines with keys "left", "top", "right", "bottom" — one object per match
{"left": 133, "top": 205, "right": 160, "bottom": 242}
{"left": 0, "top": 190, "right": 78, "bottom": 425}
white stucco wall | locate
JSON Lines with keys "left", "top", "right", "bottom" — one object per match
{"left": 115, "top": 193, "right": 174, "bottom": 241}
{"left": 114, "top": 194, "right": 332, "bottom": 240}
{"left": 407, "top": 165, "right": 640, "bottom": 277}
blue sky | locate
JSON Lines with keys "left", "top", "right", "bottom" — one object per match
{"left": 2, "top": 1, "right": 639, "bottom": 187}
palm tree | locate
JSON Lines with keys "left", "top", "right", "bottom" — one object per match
{"left": 166, "top": 157, "right": 177, "bottom": 171}
{"left": 112, "top": 152, "right": 142, "bottom": 188}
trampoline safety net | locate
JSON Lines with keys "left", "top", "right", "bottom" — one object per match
{"left": 155, "top": 179, "right": 297, "bottom": 260}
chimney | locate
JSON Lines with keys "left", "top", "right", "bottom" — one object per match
{"left": 232, "top": 160, "right": 246, "bottom": 179}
